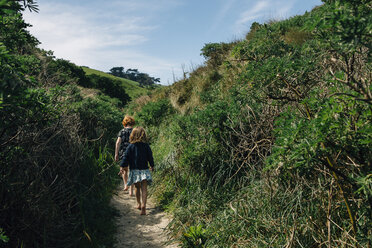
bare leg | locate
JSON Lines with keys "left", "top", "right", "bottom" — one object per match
{"left": 128, "top": 169, "right": 134, "bottom": 196}
{"left": 140, "top": 180, "right": 148, "bottom": 215}
{"left": 129, "top": 184, "right": 135, "bottom": 196}
{"left": 122, "top": 167, "right": 129, "bottom": 191}
{"left": 134, "top": 182, "right": 141, "bottom": 209}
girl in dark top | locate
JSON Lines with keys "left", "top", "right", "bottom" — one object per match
{"left": 115, "top": 115, "right": 135, "bottom": 195}
{"left": 120, "top": 127, "right": 154, "bottom": 215}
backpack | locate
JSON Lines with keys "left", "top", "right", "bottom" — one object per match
{"left": 118, "top": 128, "right": 132, "bottom": 159}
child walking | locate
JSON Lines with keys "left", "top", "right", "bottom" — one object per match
{"left": 115, "top": 115, "right": 135, "bottom": 196}
{"left": 120, "top": 127, "right": 154, "bottom": 215}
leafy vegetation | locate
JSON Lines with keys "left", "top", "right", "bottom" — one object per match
{"left": 1, "top": 0, "right": 371, "bottom": 247}
{"left": 85, "top": 73, "right": 130, "bottom": 106}
{"left": 126, "top": 1, "right": 371, "bottom": 247}
{"left": 0, "top": 1, "right": 140, "bottom": 246}
{"left": 182, "top": 224, "right": 208, "bottom": 248}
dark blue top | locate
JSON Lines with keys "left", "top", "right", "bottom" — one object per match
{"left": 120, "top": 142, "right": 154, "bottom": 170}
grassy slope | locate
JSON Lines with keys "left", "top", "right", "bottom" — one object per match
{"left": 82, "top": 67, "right": 148, "bottom": 99}
{"left": 125, "top": 3, "right": 371, "bottom": 247}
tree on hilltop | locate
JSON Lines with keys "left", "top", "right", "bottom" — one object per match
{"left": 109, "top": 66, "right": 125, "bottom": 78}
{"left": 108, "top": 66, "right": 160, "bottom": 87}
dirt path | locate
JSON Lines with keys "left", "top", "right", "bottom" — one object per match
{"left": 111, "top": 188, "right": 179, "bottom": 248}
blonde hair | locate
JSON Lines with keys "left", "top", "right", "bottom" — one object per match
{"left": 129, "top": 127, "right": 148, "bottom": 143}
{"left": 122, "top": 115, "right": 135, "bottom": 127}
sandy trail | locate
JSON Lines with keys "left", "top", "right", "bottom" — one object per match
{"left": 111, "top": 188, "right": 179, "bottom": 248}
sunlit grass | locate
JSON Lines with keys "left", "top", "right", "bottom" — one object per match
{"left": 82, "top": 67, "right": 148, "bottom": 99}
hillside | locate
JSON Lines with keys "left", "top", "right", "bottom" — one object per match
{"left": 0, "top": 1, "right": 153, "bottom": 247}
{"left": 1, "top": 0, "right": 370, "bottom": 247}
{"left": 82, "top": 66, "right": 148, "bottom": 99}
{"left": 125, "top": 1, "right": 371, "bottom": 247}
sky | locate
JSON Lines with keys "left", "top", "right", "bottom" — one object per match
{"left": 23, "top": 0, "right": 323, "bottom": 85}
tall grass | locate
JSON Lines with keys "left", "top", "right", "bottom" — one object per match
{"left": 128, "top": 2, "right": 371, "bottom": 247}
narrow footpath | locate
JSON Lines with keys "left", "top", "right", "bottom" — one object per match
{"left": 111, "top": 188, "right": 179, "bottom": 248}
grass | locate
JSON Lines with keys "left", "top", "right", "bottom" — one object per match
{"left": 82, "top": 67, "right": 148, "bottom": 99}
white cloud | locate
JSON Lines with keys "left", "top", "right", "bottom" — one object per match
{"left": 236, "top": 0, "right": 296, "bottom": 29}
{"left": 22, "top": 1, "right": 181, "bottom": 84}
{"left": 24, "top": 3, "right": 151, "bottom": 46}
{"left": 234, "top": 0, "right": 297, "bottom": 33}
{"left": 237, "top": 1, "right": 270, "bottom": 25}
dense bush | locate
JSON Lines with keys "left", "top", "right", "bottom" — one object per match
{"left": 87, "top": 74, "right": 131, "bottom": 106}
{"left": 1, "top": 85, "right": 120, "bottom": 247}
{"left": 44, "top": 58, "right": 90, "bottom": 87}
{"left": 0, "top": 2, "right": 123, "bottom": 247}
{"left": 136, "top": 99, "right": 175, "bottom": 127}
{"left": 130, "top": 1, "right": 371, "bottom": 247}
{"left": 201, "top": 42, "right": 235, "bottom": 67}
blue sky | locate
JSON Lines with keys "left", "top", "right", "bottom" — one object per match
{"left": 23, "top": 0, "right": 323, "bottom": 85}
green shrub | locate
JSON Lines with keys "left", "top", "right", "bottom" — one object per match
{"left": 149, "top": 1, "right": 371, "bottom": 247}
{"left": 45, "top": 59, "right": 89, "bottom": 86}
{"left": 71, "top": 93, "right": 122, "bottom": 145}
{"left": 182, "top": 225, "right": 208, "bottom": 248}
{"left": 136, "top": 99, "right": 175, "bottom": 126}
{"left": 0, "top": 8, "right": 122, "bottom": 246}
{"left": 87, "top": 74, "right": 130, "bottom": 106}
{"left": 0, "top": 228, "right": 9, "bottom": 244}
{"left": 201, "top": 42, "right": 233, "bottom": 67}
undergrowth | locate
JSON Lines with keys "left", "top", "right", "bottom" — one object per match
{"left": 128, "top": 1, "right": 371, "bottom": 247}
